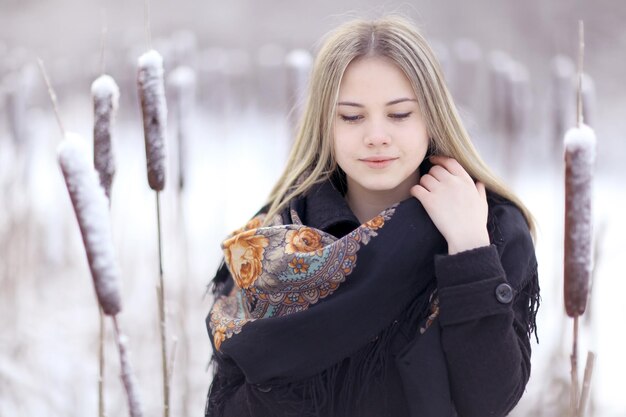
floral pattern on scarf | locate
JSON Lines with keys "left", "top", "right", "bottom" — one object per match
{"left": 210, "top": 205, "right": 397, "bottom": 351}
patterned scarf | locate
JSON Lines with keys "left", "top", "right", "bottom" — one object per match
{"left": 207, "top": 196, "right": 446, "bottom": 386}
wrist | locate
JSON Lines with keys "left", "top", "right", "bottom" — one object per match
{"left": 447, "top": 231, "right": 490, "bottom": 255}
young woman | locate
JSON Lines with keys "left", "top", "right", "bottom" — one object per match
{"left": 205, "top": 15, "right": 539, "bottom": 417}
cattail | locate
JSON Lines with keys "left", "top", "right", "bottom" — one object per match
{"left": 488, "top": 50, "right": 513, "bottom": 134}
{"left": 550, "top": 55, "right": 575, "bottom": 146}
{"left": 429, "top": 40, "right": 451, "bottom": 80}
{"left": 451, "top": 38, "right": 482, "bottom": 106}
{"left": 5, "top": 65, "right": 35, "bottom": 147}
{"left": 115, "top": 326, "right": 144, "bottom": 417}
{"left": 257, "top": 43, "right": 286, "bottom": 112}
{"left": 91, "top": 74, "right": 120, "bottom": 200}
{"left": 285, "top": 49, "right": 312, "bottom": 135}
{"left": 170, "top": 30, "right": 198, "bottom": 69}
{"left": 138, "top": 50, "right": 167, "bottom": 191}
{"left": 564, "top": 123, "right": 596, "bottom": 317}
{"left": 168, "top": 66, "right": 196, "bottom": 192}
{"left": 507, "top": 61, "right": 531, "bottom": 142}
{"left": 57, "top": 133, "right": 122, "bottom": 315}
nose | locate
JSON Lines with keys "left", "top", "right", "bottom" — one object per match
{"left": 364, "top": 121, "right": 390, "bottom": 147}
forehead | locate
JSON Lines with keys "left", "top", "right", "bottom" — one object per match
{"left": 338, "top": 56, "right": 415, "bottom": 100}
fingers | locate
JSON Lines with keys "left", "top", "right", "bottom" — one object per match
{"left": 410, "top": 184, "right": 428, "bottom": 204}
{"left": 426, "top": 164, "right": 451, "bottom": 182}
{"left": 428, "top": 155, "right": 472, "bottom": 180}
{"left": 418, "top": 173, "right": 439, "bottom": 192}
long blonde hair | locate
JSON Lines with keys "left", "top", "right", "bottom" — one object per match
{"left": 265, "top": 15, "right": 535, "bottom": 237}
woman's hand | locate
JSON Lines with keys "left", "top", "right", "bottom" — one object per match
{"left": 410, "top": 156, "right": 490, "bottom": 255}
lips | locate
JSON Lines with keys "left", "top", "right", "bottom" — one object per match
{"left": 359, "top": 156, "right": 398, "bottom": 169}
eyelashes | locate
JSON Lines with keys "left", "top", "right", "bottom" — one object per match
{"left": 340, "top": 114, "right": 363, "bottom": 122}
{"left": 389, "top": 112, "right": 412, "bottom": 120}
{"left": 339, "top": 112, "right": 413, "bottom": 123}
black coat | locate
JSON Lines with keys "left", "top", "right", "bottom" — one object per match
{"left": 206, "top": 178, "right": 539, "bottom": 417}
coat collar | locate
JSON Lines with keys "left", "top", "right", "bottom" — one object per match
{"left": 288, "top": 174, "right": 360, "bottom": 238}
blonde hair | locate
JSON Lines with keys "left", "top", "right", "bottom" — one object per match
{"left": 264, "top": 15, "right": 535, "bottom": 237}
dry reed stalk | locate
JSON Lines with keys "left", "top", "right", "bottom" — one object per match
{"left": 580, "top": 73, "right": 596, "bottom": 128}
{"left": 37, "top": 59, "right": 65, "bottom": 135}
{"left": 578, "top": 351, "right": 596, "bottom": 417}
{"left": 92, "top": 74, "right": 120, "bottom": 201}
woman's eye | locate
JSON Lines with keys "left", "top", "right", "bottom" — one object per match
{"left": 340, "top": 114, "right": 363, "bottom": 122}
{"left": 389, "top": 112, "right": 412, "bottom": 120}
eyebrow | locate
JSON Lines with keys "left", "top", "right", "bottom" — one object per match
{"left": 337, "top": 98, "right": 417, "bottom": 107}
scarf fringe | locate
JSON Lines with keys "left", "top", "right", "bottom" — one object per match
{"left": 523, "top": 264, "right": 541, "bottom": 344}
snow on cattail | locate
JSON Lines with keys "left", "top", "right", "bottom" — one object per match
{"left": 91, "top": 74, "right": 120, "bottom": 200}
{"left": 137, "top": 50, "right": 167, "bottom": 191}
{"left": 116, "top": 331, "right": 144, "bottom": 417}
{"left": 57, "top": 133, "right": 122, "bottom": 315}
{"left": 564, "top": 123, "right": 596, "bottom": 317}
{"left": 168, "top": 66, "right": 196, "bottom": 191}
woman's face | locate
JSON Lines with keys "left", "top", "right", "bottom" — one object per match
{"left": 333, "top": 56, "right": 429, "bottom": 203}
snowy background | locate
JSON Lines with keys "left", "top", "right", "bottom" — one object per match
{"left": 1, "top": 0, "right": 625, "bottom": 416}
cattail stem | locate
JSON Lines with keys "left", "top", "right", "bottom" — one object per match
{"left": 155, "top": 191, "right": 170, "bottom": 417}
{"left": 99, "top": 308, "right": 106, "bottom": 417}
{"left": 156, "top": 192, "right": 164, "bottom": 277}
{"left": 112, "top": 316, "right": 144, "bottom": 417}
{"left": 37, "top": 58, "right": 65, "bottom": 136}
{"left": 577, "top": 20, "right": 584, "bottom": 127}
{"left": 168, "top": 337, "right": 178, "bottom": 384}
{"left": 578, "top": 351, "right": 596, "bottom": 417}
{"left": 570, "top": 316, "right": 579, "bottom": 416}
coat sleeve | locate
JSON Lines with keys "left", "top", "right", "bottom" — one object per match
{"left": 435, "top": 202, "right": 539, "bottom": 417}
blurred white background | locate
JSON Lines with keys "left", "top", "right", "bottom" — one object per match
{"left": 1, "top": 1, "right": 625, "bottom": 416}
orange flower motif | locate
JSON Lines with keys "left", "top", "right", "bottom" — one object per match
{"left": 285, "top": 227, "right": 323, "bottom": 254}
{"left": 223, "top": 229, "right": 269, "bottom": 289}
{"left": 245, "top": 217, "right": 263, "bottom": 230}
{"left": 230, "top": 216, "right": 263, "bottom": 236}
{"left": 289, "top": 257, "right": 309, "bottom": 274}
{"left": 365, "top": 215, "right": 385, "bottom": 230}
{"left": 214, "top": 325, "right": 226, "bottom": 350}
